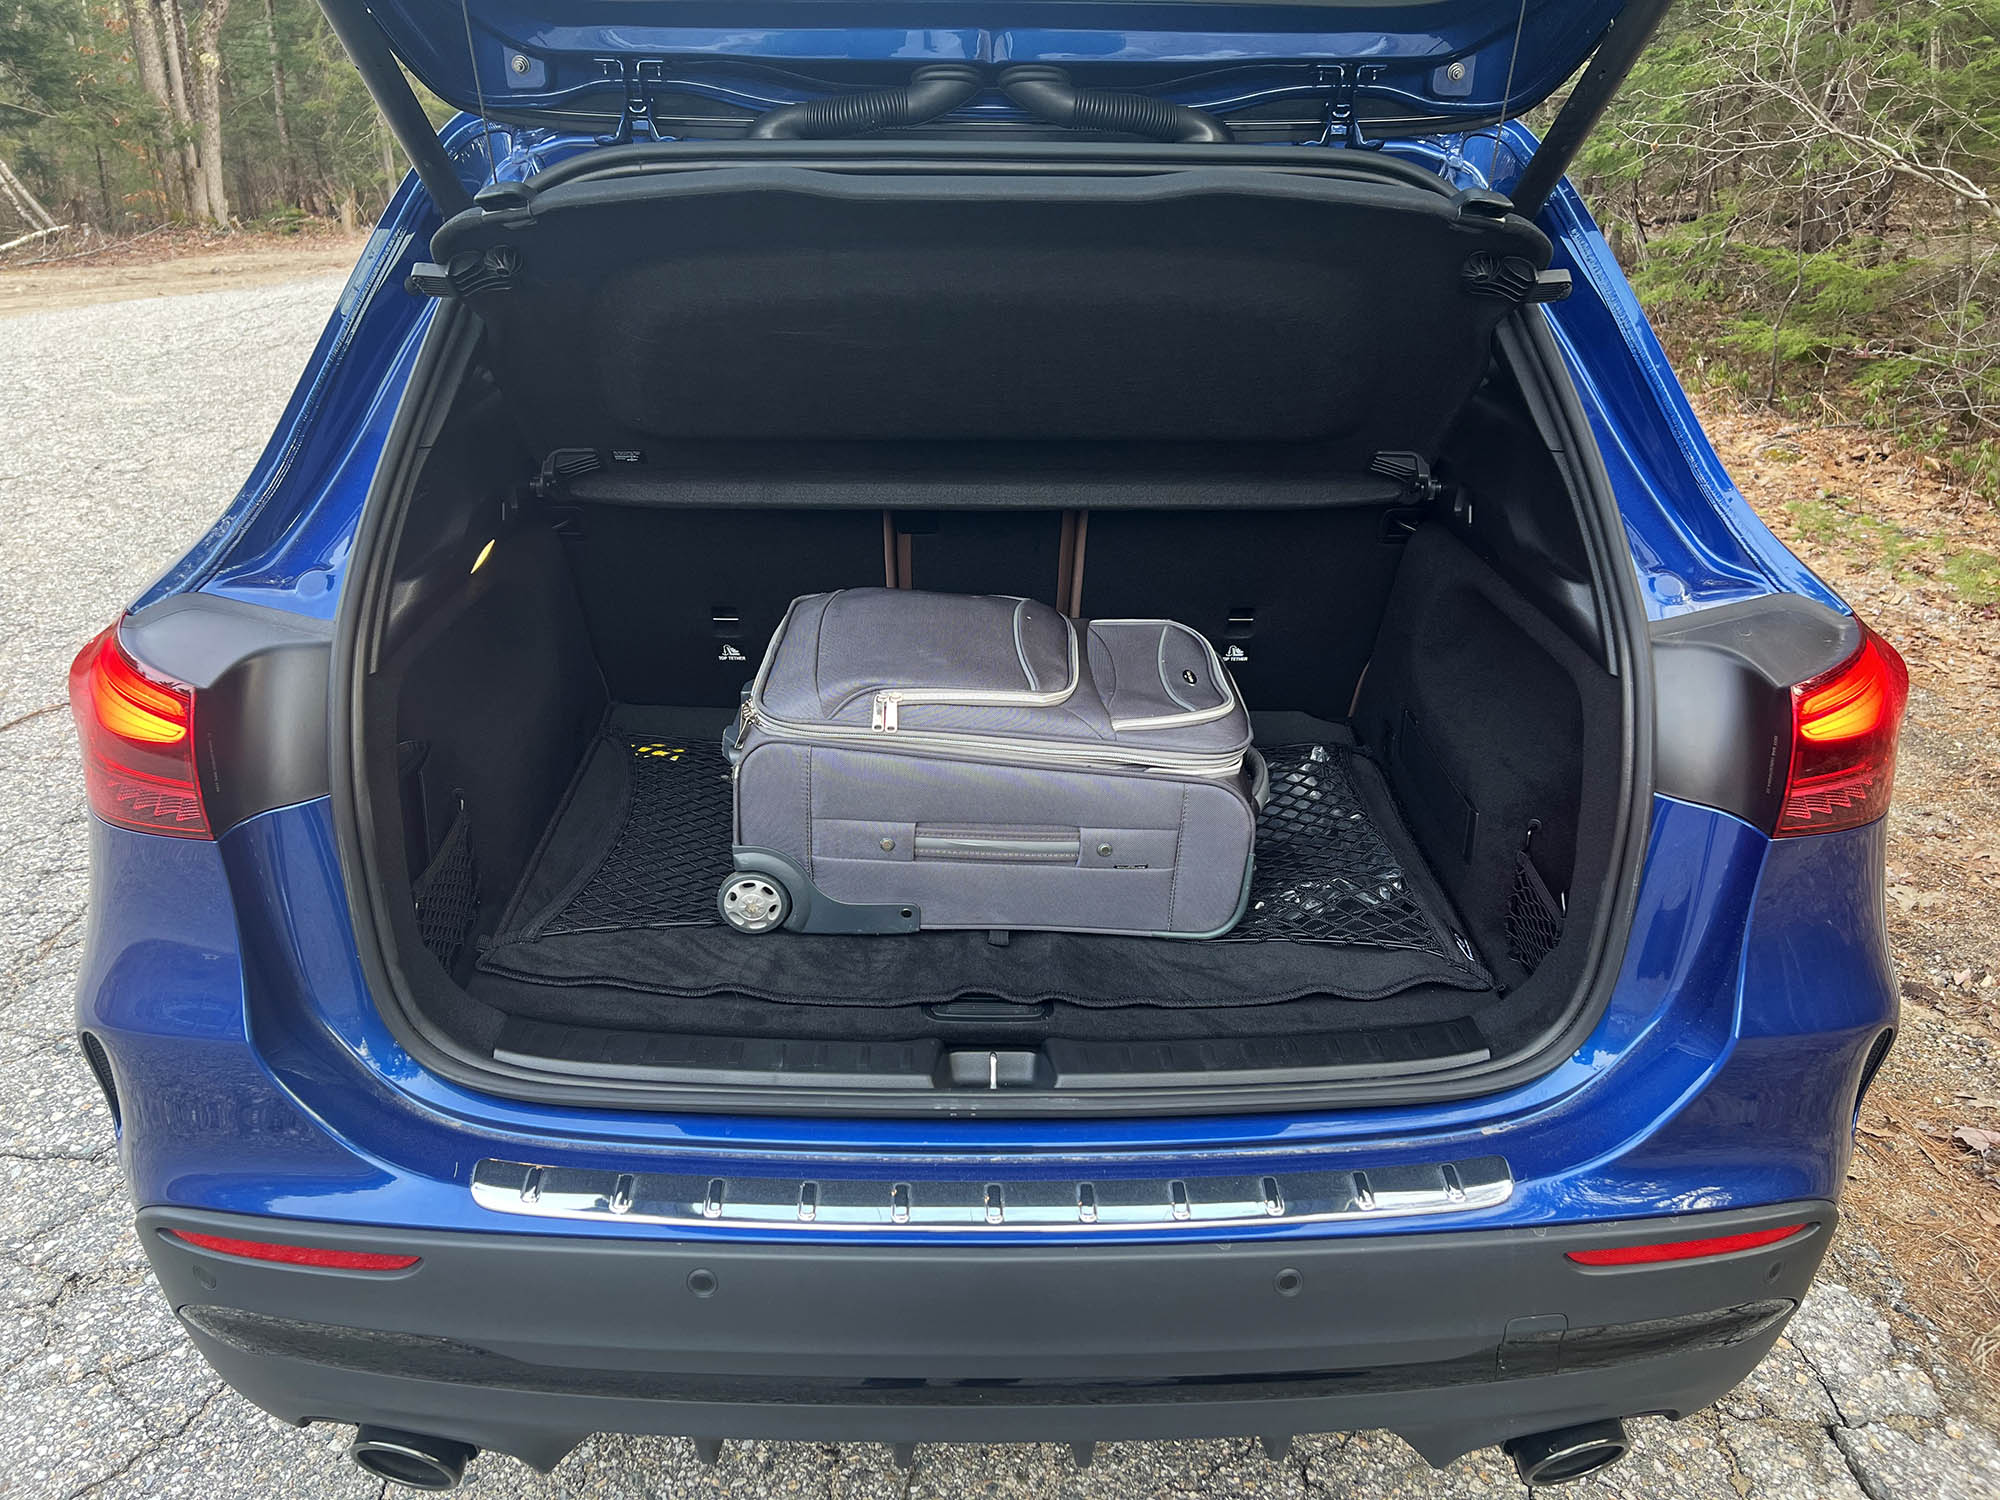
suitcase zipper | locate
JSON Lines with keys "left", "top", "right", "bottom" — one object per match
{"left": 864, "top": 603, "right": 1083, "bottom": 730}
{"left": 876, "top": 681, "right": 1094, "bottom": 731}
{"left": 753, "top": 702, "right": 1247, "bottom": 778}
{"left": 746, "top": 599, "right": 1246, "bottom": 779}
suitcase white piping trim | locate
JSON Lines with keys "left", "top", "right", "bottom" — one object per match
{"left": 743, "top": 597, "right": 1247, "bottom": 780}
{"left": 805, "top": 597, "right": 1085, "bottom": 722}
{"left": 1091, "top": 620, "right": 1244, "bottom": 733}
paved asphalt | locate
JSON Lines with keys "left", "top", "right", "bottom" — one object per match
{"left": 3, "top": 274, "right": 1998, "bottom": 1499}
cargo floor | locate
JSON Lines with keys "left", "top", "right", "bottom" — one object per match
{"left": 468, "top": 707, "right": 1496, "bottom": 1041}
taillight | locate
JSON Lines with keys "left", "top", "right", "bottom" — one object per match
{"left": 68, "top": 625, "right": 211, "bottom": 838}
{"left": 166, "top": 1229, "right": 419, "bottom": 1271}
{"left": 1775, "top": 624, "right": 1908, "bottom": 838}
{"left": 1566, "top": 1223, "right": 1808, "bottom": 1266}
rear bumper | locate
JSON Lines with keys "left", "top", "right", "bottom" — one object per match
{"left": 142, "top": 1201, "right": 1832, "bottom": 1471}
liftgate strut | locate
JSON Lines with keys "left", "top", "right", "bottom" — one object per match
{"left": 316, "top": 0, "right": 475, "bottom": 219}
{"left": 1508, "top": 0, "right": 1678, "bottom": 217}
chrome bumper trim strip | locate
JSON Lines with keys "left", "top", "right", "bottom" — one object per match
{"left": 469, "top": 1155, "right": 1512, "bottom": 1233}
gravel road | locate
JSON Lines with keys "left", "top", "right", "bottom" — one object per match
{"left": 3, "top": 272, "right": 1998, "bottom": 1500}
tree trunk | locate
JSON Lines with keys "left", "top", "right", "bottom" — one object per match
{"left": 260, "top": 0, "right": 299, "bottom": 204}
{"left": 0, "top": 224, "right": 69, "bottom": 255}
{"left": 305, "top": 139, "right": 332, "bottom": 216}
{"left": 1695, "top": 96, "right": 1719, "bottom": 217}
{"left": 122, "top": 0, "right": 185, "bottom": 216}
{"left": 157, "top": 0, "right": 204, "bottom": 217}
{"left": 124, "top": 0, "right": 170, "bottom": 104}
{"left": 191, "top": 0, "right": 233, "bottom": 224}
{"left": 227, "top": 63, "right": 258, "bottom": 220}
{"left": 0, "top": 156, "right": 59, "bottom": 232}
{"left": 1805, "top": 0, "right": 1879, "bottom": 252}
{"left": 1862, "top": 173, "right": 1897, "bottom": 260}
{"left": 1767, "top": 187, "right": 1810, "bottom": 405}
{"left": 94, "top": 145, "right": 114, "bottom": 227}
{"left": 379, "top": 118, "right": 401, "bottom": 202}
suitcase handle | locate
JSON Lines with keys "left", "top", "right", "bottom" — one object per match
{"left": 1246, "top": 747, "right": 1271, "bottom": 812}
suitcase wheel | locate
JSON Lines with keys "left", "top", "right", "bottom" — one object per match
{"left": 719, "top": 873, "right": 790, "bottom": 934}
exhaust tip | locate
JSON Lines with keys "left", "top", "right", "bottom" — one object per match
{"left": 1503, "top": 1419, "right": 1630, "bottom": 1487}
{"left": 348, "top": 1427, "right": 476, "bottom": 1491}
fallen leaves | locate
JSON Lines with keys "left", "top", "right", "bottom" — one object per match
{"left": 1954, "top": 1126, "right": 2000, "bottom": 1155}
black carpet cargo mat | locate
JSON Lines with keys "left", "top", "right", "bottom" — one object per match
{"left": 539, "top": 735, "right": 734, "bottom": 935}
{"left": 478, "top": 709, "right": 1490, "bottom": 1008}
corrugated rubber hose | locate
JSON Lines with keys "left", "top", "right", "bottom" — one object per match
{"left": 999, "top": 66, "right": 1234, "bottom": 144}
{"left": 745, "top": 64, "right": 985, "bottom": 140}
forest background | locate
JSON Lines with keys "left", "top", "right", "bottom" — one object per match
{"left": 3, "top": 0, "right": 1998, "bottom": 497}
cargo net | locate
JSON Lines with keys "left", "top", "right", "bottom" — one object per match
{"left": 1229, "top": 744, "right": 1458, "bottom": 957}
{"left": 540, "top": 737, "right": 735, "bottom": 934}
{"left": 1506, "top": 841, "right": 1566, "bottom": 974}
{"left": 537, "top": 736, "right": 1464, "bottom": 960}
{"left": 412, "top": 801, "right": 478, "bottom": 970}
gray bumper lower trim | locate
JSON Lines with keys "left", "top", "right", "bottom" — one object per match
{"left": 138, "top": 1200, "right": 1836, "bottom": 1473}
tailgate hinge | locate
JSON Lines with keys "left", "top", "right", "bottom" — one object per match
{"left": 595, "top": 56, "right": 669, "bottom": 145}
{"left": 1315, "top": 63, "right": 1386, "bottom": 150}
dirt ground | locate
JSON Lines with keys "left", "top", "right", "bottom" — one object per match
{"left": 5, "top": 227, "right": 1997, "bottom": 1419}
{"left": 1696, "top": 396, "right": 2000, "bottom": 1391}
{"left": 0, "top": 226, "right": 369, "bottom": 318}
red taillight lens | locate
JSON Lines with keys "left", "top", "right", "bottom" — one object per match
{"left": 166, "top": 1230, "right": 419, "bottom": 1271}
{"left": 1566, "top": 1223, "right": 1808, "bottom": 1266}
{"left": 1775, "top": 625, "right": 1908, "bottom": 838}
{"left": 68, "top": 626, "right": 211, "bottom": 838}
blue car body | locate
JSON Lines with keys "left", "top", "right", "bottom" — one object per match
{"left": 74, "top": 12, "right": 1902, "bottom": 1485}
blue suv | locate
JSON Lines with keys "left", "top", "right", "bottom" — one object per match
{"left": 70, "top": 0, "right": 1906, "bottom": 1489}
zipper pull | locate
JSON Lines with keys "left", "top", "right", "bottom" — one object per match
{"left": 872, "top": 692, "right": 900, "bottom": 732}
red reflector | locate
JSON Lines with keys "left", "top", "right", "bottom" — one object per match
{"left": 1775, "top": 624, "right": 1908, "bottom": 838}
{"left": 168, "top": 1230, "right": 419, "bottom": 1271}
{"left": 68, "top": 625, "right": 211, "bottom": 838}
{"left": 1566, "top": 1223, "right": 1807, "bottom": 1266}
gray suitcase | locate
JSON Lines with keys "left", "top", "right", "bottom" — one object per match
{"left": 721, "top": 589, "right": 1262, "bottom": 937}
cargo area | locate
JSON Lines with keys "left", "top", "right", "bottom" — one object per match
{"left": 474, "top": 705, "right": 1489, "bottom": 1017}
{"left": 340, "top": 147, "right": 1641, "bottom": 1109}
{"left": 367, "top": 496, "right": 1625, "bottom": 1100}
